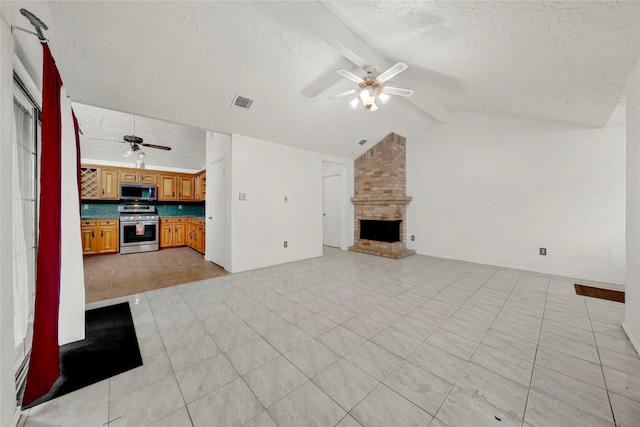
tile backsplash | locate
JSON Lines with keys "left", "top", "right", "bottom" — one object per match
{"left": 82, "top": 201, "right": 205, "bottom": 218}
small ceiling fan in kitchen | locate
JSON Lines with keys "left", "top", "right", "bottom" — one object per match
{"left": 330, "top": 61, "right": 414, "bottom": 111}
{"left": 119, "top": 135, "right": 171, "bottom": 168}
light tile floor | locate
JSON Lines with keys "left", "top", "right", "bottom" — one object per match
{"left": 21, "top": 247, "right": 639, "bottom": 427}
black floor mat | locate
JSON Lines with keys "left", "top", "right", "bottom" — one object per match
{"left": 23, "top": 302, "right": 143, "bottom": 409}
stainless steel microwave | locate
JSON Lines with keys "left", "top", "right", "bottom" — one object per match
{"left": 120, "top": 184, "right": 157, "bottom": 201}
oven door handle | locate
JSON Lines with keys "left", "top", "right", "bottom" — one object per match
{"left": 122, "top": 221, "right": 158, "bottom": 226}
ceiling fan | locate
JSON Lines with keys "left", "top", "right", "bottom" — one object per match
{"left": 118, "top": 135, "right": 170, "bottom": 168}
{"left": 120, "top": 135, "right": 171, "bottom": 153}
{"left": 331, "top": 62, "right": 414, "bottom": 111}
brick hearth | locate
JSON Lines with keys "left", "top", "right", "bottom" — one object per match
{"left": 349, "top": 132, "right": 416, "bottom": 259}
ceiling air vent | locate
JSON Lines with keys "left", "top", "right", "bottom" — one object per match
{"left": 232, "top": 94, "right": 254, "bottom": 110}
{"left": 358, "top": 139, "right": 368, "bottom": 145}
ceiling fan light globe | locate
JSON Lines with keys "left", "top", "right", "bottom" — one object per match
{"left": 122, "top": 148, "right": 134, "bottom": 158}
{"left": 369, "top": 102, "right": 379, "bottom": 112}
{"left": 359, "top": 89, "right": 370, "bottom": 102}
{"left": 349, "top": 98, "right": 360, "bottom": 109}
{"left": 378, "top": 92, "right": 390, "bottom": 104}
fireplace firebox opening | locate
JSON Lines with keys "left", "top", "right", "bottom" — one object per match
{"left": 359, "top": 220, "right": 401, "bottom": 243}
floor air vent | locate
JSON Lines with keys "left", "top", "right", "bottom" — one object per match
{"left": 232, "top": 95, "right": 254, "bottom": 109}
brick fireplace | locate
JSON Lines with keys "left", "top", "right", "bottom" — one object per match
{"left": 349, "top": 132, "right": 416, "bottom": 259}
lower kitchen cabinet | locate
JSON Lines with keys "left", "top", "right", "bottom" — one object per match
{"left": 160, "top": 218, "right": 186, "bottom": 248}
{"left": 187, "top": 218, "right": 205, "bottom": 254}
{"left": 160, "top": 217, "right": 204, "bottom": 253}
{"left": 81, "top": 219, "right": 119, "bottom": 255}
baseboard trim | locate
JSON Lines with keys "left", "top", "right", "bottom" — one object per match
{"left": 622, "top": 322, "right": 640, "bottom": 357}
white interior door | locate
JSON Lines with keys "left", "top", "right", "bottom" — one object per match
{"left": 208, "top": 159, "right": 226, "bottom": 267}
{"left": 323, "top": 175, "right": 341, "bottom": 247}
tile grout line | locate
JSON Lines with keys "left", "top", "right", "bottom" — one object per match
{"left": 519, "top": 277, "right": 550, "bottom": 427}
{"left": 584, "top": 294, "right": 618, "bottom": 427}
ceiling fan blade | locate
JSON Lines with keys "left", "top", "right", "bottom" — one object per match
{"left": 336, "top": 68, "right": 364, "bottom": 83}
{"left": 376, "top": 62, "right": 408, "bottom": 83}
{"left": 329, "top": 89, "right": 357, "bottom": 99}
{"left": 140, "top": 143, "right": 171, "bottom": 151}
{"left": 383, "top": 86, "right": 414, "bottom": 97}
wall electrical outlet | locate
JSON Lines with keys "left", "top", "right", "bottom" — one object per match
{"left": 83, "top": 204, "right": 89, "bottom": 210}
{"left": 178, "top": 205, "right": 182, "bottom": 209}
{"left": 239, "top": 193, "right": 246, "bottom": 201}
{"left": 284, "top": 241, "right": 288, "bottom": 248}
{"left": 411, "top": 235, "right": 415, "bottom": 241}
{"left": 540, "top": 248, "right": 547, "bottom": 256}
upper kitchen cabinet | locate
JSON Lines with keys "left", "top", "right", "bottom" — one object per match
{"left": 194, "top": 171, "right": 206, "bottom": 201}
{"left": 158, "top": 173, "right": 195, "bottom": 201}
{"left": 80, "top": 166, "right": 118, "bottom": 200}
{"left": 80, "top": 166, "right": 100, "bottom": 199}
{"left": 158, "top": 173, "right": 177, "bottom": 200}
{"left": 119, "top": 170, "right": 158, "bottom": 185}
{"left": 100, "top": 168, "right": 119, "bottom": 199}
{"left": 177, "top": 175, "right": 195, "bottom": 201}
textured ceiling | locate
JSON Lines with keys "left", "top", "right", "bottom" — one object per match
{"left": 74, "top": 103, "right": 206, "bottom": 170}
{"left": 46, "top": 1, "right": 639, "bottom": 160}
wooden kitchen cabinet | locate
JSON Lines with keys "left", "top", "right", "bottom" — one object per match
{"left": 80, "top": 166, "right": 118, "bottom": 200}
{"left": 158, "top": 174, "right": 177, "bottom": 201}
{"left": 80, "top": 167, "right": 100, "bottom": 199}
{"left": 81, "top": 219, "right": 119, "bottom": 255}
{"left": 174, "top": 219, "right": 186, "bottom": 246}
{"left": 194, "top": 171, "right": 206, "bottom": 201}
{"left": 160, "top": 218, "right": 174, "bottom": 248}
{"left": 187, "top": 218, "right": 205, "bottom": 253}
{"left": 177, "top": 175, "right": 195, "bottom": 200}
{"left": 160, "top": 217, "right": 187, "bottom": 248}
{"left": 158, "top": 174, "right": 194, "bottom": 201}
{"left": 81, "top": 220, "right": 98, "bottom": 255}
{"left": 100, "top": 168, "right": 119, "bottom": 199}
{"left": 97, "top": 220, "right": 119, "bottom": 254}
{"left": 120, "top": 170, "right": 158, "bottom": 185}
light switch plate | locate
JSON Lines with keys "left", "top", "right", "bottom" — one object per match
{"left": 284, "top": 196, "right": 288, "bottom": 202}
{"left": 239, "top": 193, "right": 246, "bottom": 201}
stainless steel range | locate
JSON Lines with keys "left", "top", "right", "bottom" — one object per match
{"left": 118, "top": 204, "right": 159, "bottom": 254}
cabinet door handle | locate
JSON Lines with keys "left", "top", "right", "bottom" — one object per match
{"left": 179, "top": 192, "right": 181, "bottom": 198}
{"left": 174, "top": 227, "right": 177, "bottom": 232}
{"left": 169, "top": 227, "right": 171, "bottom": 233}
{"left": 172, "top": 192, "right": 175, "bottom": 197}
{"left": 102, "top": 189, "right": 105, "bottom": 195}
{"left": 101, "top": 230, "right": 104, "bottom": 237}
{"left": 91, "top": 231, "right": 94, "bottom": 238}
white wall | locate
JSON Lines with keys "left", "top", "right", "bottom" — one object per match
{"left": 625, "top": 59, "right": 640, "bottom": 354}
{"left": 229, "top": 135, "right": 324, "bottom": 273}
{"left": 406, "top": 112, "right": 626, "bottom": 283}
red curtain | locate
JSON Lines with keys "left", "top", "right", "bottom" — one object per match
{"left": 22, "top": 44, "right": 64, "bottom": 407}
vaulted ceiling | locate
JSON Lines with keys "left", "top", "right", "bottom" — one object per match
{"left": 46, "top": 1, "right": 639, "bottom": 159}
